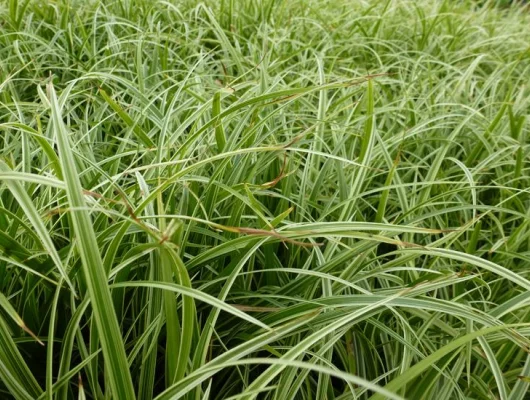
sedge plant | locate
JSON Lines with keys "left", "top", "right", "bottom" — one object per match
{"left": 0, "top": 0, "right": 530, "bottom": 399}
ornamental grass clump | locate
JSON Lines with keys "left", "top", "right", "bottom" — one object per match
{"left": 0, "top": 0, "right": 529, "bottom": 399}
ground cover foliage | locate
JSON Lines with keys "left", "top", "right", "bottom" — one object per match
{"left": 0, "top": 0, "right": 530, "bottom": 399}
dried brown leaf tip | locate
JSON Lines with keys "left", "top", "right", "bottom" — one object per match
{"left": 282, "top": 125, "right": 316, "bottom": 148}
{"left": 261, "top": 154, "right": 288, "bottom": 188}
{"left": 21, "top": 322, "right": 44, "bottom": 346}
{"left": 217, "top": 224, "right": 322, "bottom": 248}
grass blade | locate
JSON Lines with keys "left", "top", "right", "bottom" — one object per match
{"left": 46, "top": 83, "right": 136, "bottom": 399}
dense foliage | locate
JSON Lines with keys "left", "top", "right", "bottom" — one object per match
{"left": 0, "top": 0, "right": 529, "bottom": 399}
